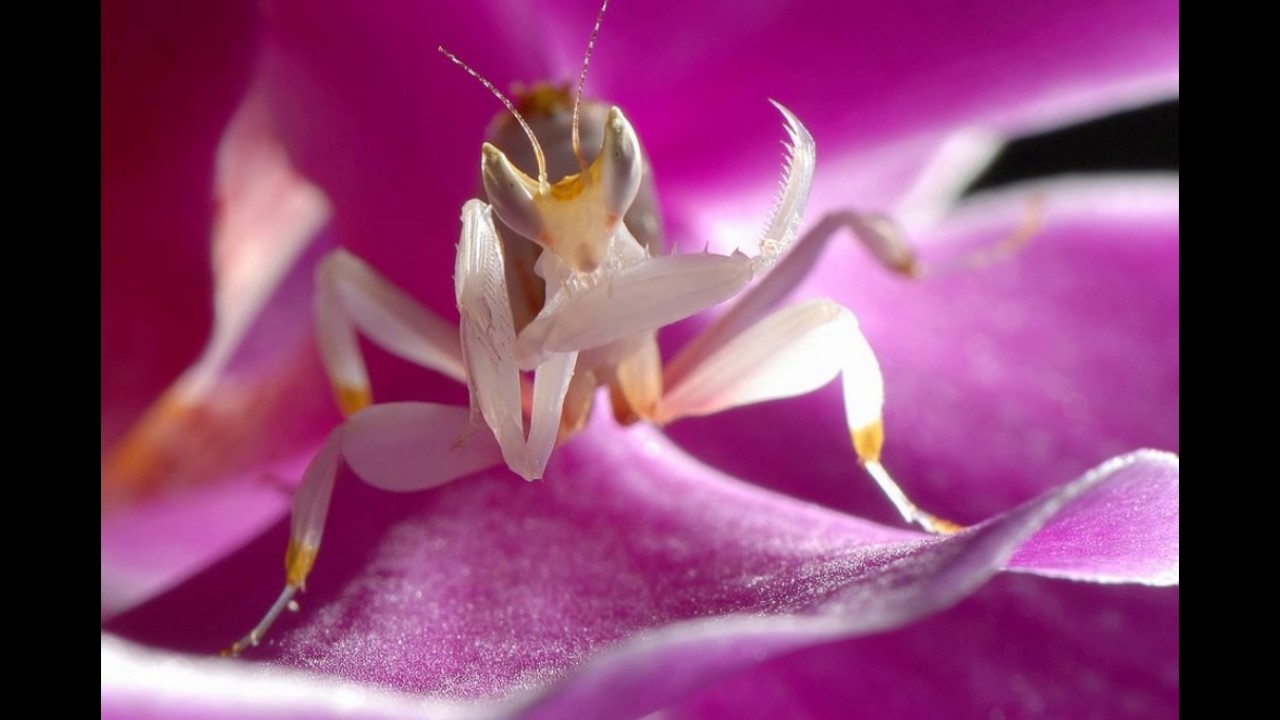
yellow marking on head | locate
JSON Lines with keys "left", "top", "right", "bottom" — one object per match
{"left": 285, "top": 539, "right": 319, "bottom": 588}
{"left": 851, "top": 421, "right": 884, "bottom": 464}
{"left": 334, "top": 384, "right": 372, "bottom": 417}
{"left": 548, "top": 173, "right": 588, "bottom": 201}
{"left": 525, "top": 159, "right": 614, "bottom": 271}
{"left": 513, "top": 82, "right": 573, "bottom": 117}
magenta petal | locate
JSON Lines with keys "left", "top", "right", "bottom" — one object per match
{"left": 505, "top": 449, "right": 1178, "bottom": 719}
{"left": 101, "top": 453, "right": 304, "bottom": 618}
{"left": 1008, "top": 450, "right": 1178, "bottom": 584}
{"left": 101, "top": 0, "right": 259, "bottom": 446}
{"left": 108, "top": 419, "right": 1176, "bottom": 716}
{"left": 531, "top": 0, "right": 1177, "bottom": 186}
{"left": 663, "top": 577, "right": 1177, "bottom": 719}
{"left": 101, "top": 636, "right": 460, "bottom": 720}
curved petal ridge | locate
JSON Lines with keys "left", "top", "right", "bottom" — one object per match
{"left": 110, "top": 418, "right": 1178, "bottom": 716}
{"left": 503, "top": 441, "right": 1180, "bottom": 719}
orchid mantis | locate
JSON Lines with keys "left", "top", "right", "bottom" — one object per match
{"left": 225, "top": 1, "right": 963, "bottom": 656}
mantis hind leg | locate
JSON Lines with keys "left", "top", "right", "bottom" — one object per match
{"left": 656, "top": 211, "right": 968, "bottom": 535}
{"left": 222, "top": 403, "right": 504, "bottom": 656}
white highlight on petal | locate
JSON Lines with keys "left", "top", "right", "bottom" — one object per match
{"left": 183, "top": 92, "right": 332, "bottom": 400}
{"left": 891, "top": 127, "right": 1004, "bottom": 232}
{"left": 102, "top": 635, "right": 481, "bottom": 719}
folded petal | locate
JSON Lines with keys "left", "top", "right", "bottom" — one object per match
{"left": 663, "top": 579, "right": 1177, "bottom": 719}
{"left": 108, "top": 416, "right": 1176, "bottom": 715}
{"left": 102, "top": 635, "right": 475, "bottom": 720}
{"left": 102, "top": 88, "right": 342, "bottom": 615}
{"left": 101, "top": 0, "right": 259, "bottom": 447}
{"left": 1008, "top": 450, "right": 1178, "bottom": 585}
{"left": 102, "top": 454, "right": 304, "bottom": 619}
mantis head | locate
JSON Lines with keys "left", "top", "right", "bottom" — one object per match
{"left": 480, "top": 106, "right": 643, "bottom": 274}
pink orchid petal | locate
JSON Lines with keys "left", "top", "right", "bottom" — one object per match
{"left": 103, "top": 88, "right": 337, "bottom": 506}
{"left": 508, "top": 448, "right": 1177, "bottom": 719}
{"left": 101, "top": 0, "right": 259, "bottom": 449}
{"left": 101, "top": 636, "right": 469, "bottom": 720}
{"left": 664, "top": 176, "right": 1178, "bottom": 529}
{"left": 205, "top": 93, "right": 331, "bottom": 389}
{"left": 101, "top": 451, "right": 305, "bottom": 618}
{"left": 666, "top": 444, "right": 1178, "bottom": 718}
{"left": 664, "top": 578, "right": 1178, "bottom": 719}
{"left": 1007, "top": 450, "right": 1179, "bottom": 584}
{"left": 105, "top": 435, "right": 1175, "bottom": 717}
{"left": 533, "top": 0, "right": 1178, "bottom": 183}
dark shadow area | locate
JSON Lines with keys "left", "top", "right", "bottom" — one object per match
{"left": 967, "top": 100, "right": 1179, "bottom": 193}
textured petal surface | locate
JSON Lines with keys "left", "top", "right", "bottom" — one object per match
{"left": 102, "top": 636, "right": 477, "bottom": 720}
{"left": 662, "top": 577, "right": 1178, "bottom": 719}
{"left": 107, "top": 433, "right": 1175, "bottom": 717}
{"left": 1008, "top": 451, "right": 1178, "bottom": 585}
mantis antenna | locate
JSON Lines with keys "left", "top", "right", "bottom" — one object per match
{"left": 438, "top": 46, "right": 550, "bottom": 189}
{"left": 571, "top": 0, "right": 611, "bottom": 173}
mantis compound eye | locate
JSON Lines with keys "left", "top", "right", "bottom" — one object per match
{"left": 596, "top": 106, "right": 643, "bottom": 229}
{"left": 481, "top": 142, "right": 545, "bottom": 243}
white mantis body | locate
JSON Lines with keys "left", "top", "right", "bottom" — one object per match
{"left": 225, "top": 1, "right": 963, "bottom": 656}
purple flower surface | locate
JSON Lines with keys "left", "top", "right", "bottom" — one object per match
{"left": 102, "top": 0, "right": 1178, "bottom": 718}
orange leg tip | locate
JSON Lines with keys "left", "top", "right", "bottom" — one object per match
{"left": 891, "top": 252, "right": 922, "bottom": 279}
{"left": 284, "top": 540, "right": 319, "bottom": 588}
{"left": 850, "top": 421, "right": 884, "bottom": 464}
{"left": 334, "top": 385, "right": 372, "bottom": 417}
{"left": 924, "top": 516, "right": 966, "bottom": 535}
